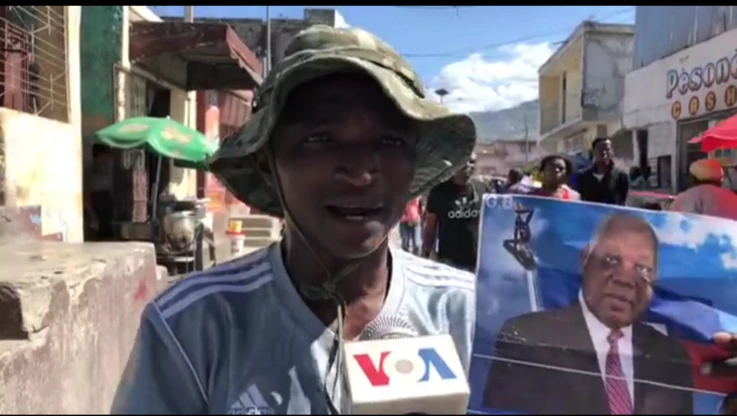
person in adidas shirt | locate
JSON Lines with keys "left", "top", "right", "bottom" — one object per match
{"left": 111, "top": 25, "right": 477, "bottom": 414}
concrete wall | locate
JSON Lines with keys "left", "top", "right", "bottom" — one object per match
{"left": 623, "top": 27, "right": 737, "bottom": 187}
{"left": 538, "top": 37, "right": 583, "bottom": 136}
{"left": 0, "top": 240, "right": 167, "bottom": 414}
{"left": 582, "top": 31, "right": 634, "bottom": 124}
{"left": 2, "top": 6, "right": 83, "bottom": 243}
{"left": 539, "top": 23, "right": 634, "bottom": 155}
{"left": 2, "top": 111, "right": 83, "bottom": 242}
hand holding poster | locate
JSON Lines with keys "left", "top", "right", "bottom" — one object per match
{"left": 469, "top": 195, "right": 737, "bottom": 414}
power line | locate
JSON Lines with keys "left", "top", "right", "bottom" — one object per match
{"left": 401, "top": 7, "right": 634, "bottom": 58}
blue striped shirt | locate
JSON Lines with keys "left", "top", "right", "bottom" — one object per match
{"left": 111, "top": 243, "right": 476, "bottom": 414}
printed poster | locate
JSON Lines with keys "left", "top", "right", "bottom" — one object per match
{"left": 469, "top": 195, "right": 737, "bottom": 414}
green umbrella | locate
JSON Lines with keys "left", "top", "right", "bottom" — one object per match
{"left": 94, "top": 117, "right": 218, "bottom": 170}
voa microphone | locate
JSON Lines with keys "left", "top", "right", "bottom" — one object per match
{"left": 341, "top": 315, "right": 470, "bottom": 414}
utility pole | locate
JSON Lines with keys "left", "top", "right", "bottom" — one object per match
{"left": 264, "top": 6, "right": 272, "bottom": 77}
{"left": 184, "top": 5, "right": 194, "bottom": 22}
{"left": 523, "top": 111, "right": 530, "bottom": 164}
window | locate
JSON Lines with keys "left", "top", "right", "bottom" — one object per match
{"left": 0, "top": 6, "right": 68, "bottom": 123}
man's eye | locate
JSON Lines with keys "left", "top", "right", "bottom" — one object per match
{"left": 603, "top": 255, "right": 619, "bottom": 267}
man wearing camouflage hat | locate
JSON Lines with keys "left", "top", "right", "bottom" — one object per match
{"left": 111, "top": 25, "right": 477, "bottom": 414}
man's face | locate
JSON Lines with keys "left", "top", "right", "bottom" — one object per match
{"left": 594, "top": 139, "right": 613, "bottom": 164}
{"left": 453, "top": 153, "right": 476, "bottom": 183}
{"left": 269, "top": 73, "right": 417, "bottom": 259}
{"left": 581, "top": 228, "right": 657, "bottom": 329}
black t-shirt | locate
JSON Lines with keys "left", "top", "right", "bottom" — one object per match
{"left": 426, "top": 179, "right": 488, "bottom": 270}
{"left": 576, "top": 166, "right": 630, "bottom": 205}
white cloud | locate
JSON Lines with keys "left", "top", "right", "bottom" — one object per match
{"left": 334, "top": 11, "right": 350, "bottom": 29}
{"left": 426, "top": 42, "right": 556, "bottom": 114}
{"left": 655, "top": 213, "right": 737, "bottom": 269}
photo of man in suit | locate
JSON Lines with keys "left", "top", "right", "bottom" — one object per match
{"left": 482, "top": 212, "right": 694, "bottom": 414}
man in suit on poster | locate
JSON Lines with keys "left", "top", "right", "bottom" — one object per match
{"left": 482, "top": 212, "right": 694, "bottom": 415}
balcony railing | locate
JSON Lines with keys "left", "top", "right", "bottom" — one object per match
{"left": 0, "top": 6, "right": 68, "bottom": 123}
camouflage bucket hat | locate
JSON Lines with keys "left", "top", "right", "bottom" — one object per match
{"left": 208, "top": 25, "right": 477, "bottom": 217}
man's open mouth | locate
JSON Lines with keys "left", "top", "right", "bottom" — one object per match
{"left": 325, "top": 204, "right": 384, "bottom": 221}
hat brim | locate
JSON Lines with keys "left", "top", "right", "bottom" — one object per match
{"left": 208, "top": 54, "right": 477, "bottom": 218}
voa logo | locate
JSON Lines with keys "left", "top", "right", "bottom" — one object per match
{"left": 352, "top": 347, "right": 457, "bottom": 387}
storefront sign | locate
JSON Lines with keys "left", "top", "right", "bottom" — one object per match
{"left": 666, "top": 51, "right": 737, "bottom": 120}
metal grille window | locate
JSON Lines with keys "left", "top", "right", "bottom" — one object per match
{"left": 0, "top": 6, "right": 67, "bottom": 122}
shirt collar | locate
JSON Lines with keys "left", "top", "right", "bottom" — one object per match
{"left": 578, "top": 290, "right": 632, "bottom": 344}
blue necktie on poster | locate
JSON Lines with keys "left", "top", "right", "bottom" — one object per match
{"left": 469, "top": 195, "right": 737, "bottom": 415}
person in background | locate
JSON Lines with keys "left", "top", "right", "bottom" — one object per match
{"left": 531, "top": 154, "right": 580, "bottom": 201}
{"left": 630, "top": 165, "right": 651, "bottom": 190}
{"left": 576, "top": 137, "right": 629, "bottom": 205}
{"left": 504, "top": 168, "right": 525, "bottom": 194}
{"left": 399, "top": 197, "right": 422, "bottom": 254}
{"left": 422, "top": 153, "right": 488, "bottom": 272}
{"left": 670, "top": 158, "right": 737, "bottom": 220}
{"left": 85, "top": 144, "right": 115, "bottom": 240}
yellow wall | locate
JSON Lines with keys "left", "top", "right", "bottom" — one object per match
{"left": 538, "top": 37, "right": 583, "bottom": 138}
{"left": 2, "top": 6, "right": 83, "bottom": 242}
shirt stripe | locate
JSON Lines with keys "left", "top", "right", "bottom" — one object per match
{"left": 399, "top": 252, "right": 476, "bottom": 291}
{"left": 157, "top": 259, "right": 271, "bottom": 310}
{"left": 156, "top": 249, "right": 269, "bottom": 307}
{"left": 161, "top": 271, "right": 273, "bottom": 319}
{"left": 157, "top": 248, "right": 273, "bottom": 320}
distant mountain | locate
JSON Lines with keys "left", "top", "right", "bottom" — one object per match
{"left": 469, "top": 99, "right": 539, "bottom": 144}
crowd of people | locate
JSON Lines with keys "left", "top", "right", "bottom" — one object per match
{"left": 404, "top": 135, "right": 737, "bottom": 270}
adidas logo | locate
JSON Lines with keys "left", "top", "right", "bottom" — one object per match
{"left": 227, "top": 385, "right": 274, "bottom": 415}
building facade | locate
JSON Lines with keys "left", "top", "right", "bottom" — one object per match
{"left": 79, "top": 6, "right": 261, "bottom": 239}
{"left": 0, "top": 6, "right": 84, "bottom": 242}
{"left": 623, "top": 7, "right": 737, "bottom": 192}
{"left": 538, "top": 21, "right": 634, "bottom": 162}
{"left": 475, "top": 140, "right": 548, "bottom": 176}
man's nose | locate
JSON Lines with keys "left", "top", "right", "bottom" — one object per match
{"left": 335, "top": 145, "right": 380, "bottom": 187}
{"left": 610, "top": 262, "right": 640, "bottom": 286}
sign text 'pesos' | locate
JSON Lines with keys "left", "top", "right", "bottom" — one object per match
{"left": 352, "top": 347, "right": 457, "bottom": 387}
{"left": 666, "top": 51, "right": 737, "bottom": 120}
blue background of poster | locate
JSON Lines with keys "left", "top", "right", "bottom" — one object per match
{"left": 469, "top": 195, "right": 737, "bottom": 414}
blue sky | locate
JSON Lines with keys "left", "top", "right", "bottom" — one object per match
{"left": 150, "top": 5, "right": 634, "bottom": 113}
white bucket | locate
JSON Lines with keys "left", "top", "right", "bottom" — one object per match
{"left": 230, "top": 234, "right": 246, "bottom": 256}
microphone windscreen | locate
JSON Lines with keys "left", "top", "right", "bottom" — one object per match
{"left": 361, "top": 315, "right": 418, "bottom": 341}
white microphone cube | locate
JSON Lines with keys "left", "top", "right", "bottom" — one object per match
{"left": 343, "top": 334, "right": 469, "bottom": 414}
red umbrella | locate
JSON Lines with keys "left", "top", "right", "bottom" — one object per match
{"left": 689, "top": 114, "right": 737, "bottom": 152}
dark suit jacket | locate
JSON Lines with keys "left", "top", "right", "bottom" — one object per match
{"left": 482, "top": 303, "right": 694, "bottom": 414}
